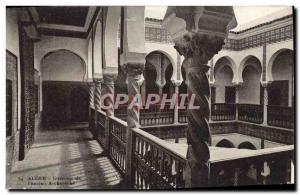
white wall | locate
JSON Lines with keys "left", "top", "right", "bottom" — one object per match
{"left": 41, "top": 50, "right": 86, "bottom": 81}
{"left": 35, "top": 35, "right": 87, "bottom": 76}
{"left": 145, "top": 42, "right": 178, "bottom": 80}
{"left": 6, "top": 9, "right": 21, "bottom": 129}
{"left": 239, "top": 66, "right": 261, "bottom": 104}
{"left": 215, "top": 65, "right": 233, "bottom": 103}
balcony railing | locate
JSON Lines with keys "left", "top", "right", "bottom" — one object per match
{"left": 140, "top": 104, "right": 174, "bottom": 126}
{"left": 238, "top": 104, "right": 263, "bottom": 124}
{"left": 209, "top": 145, "right": 294, "bottom": 187}
{"left": 132, "top": 128, "right": 186, "bottom": 189}
{"left": 267, "top": 105, "right": 294, "bottom": 129}
{"left": 96, "top": 110, "right": 107, "bottom": 147}
{"left": 109, "top": 115, "right": 127, "bottom": 175}
{"left": 89, "top": 108, "right": 294, "bottom": 189}
{"left": 211, "top": 103, "right": 236, "bottom": 121}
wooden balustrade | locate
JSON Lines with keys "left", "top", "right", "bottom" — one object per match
{"left": 95, "top": 110, "right": 107, "bottom": 148}
{"left": 109, "top": 116, "right": 127, "bottom": 175}
{"left": 140, "top": 104, "right": 174, "bottom": 126}
{"left": 211, "top": 103, "right": 236, "bottom": 121}
{"left": 178, "top": 103, "right": 188, "bottom": 123}
{"left": 238, "top": 104, "right": 263, "bottom": 124}
{"left": 178, "top": 109, "right": 188, "bottom": 123}
{"left": 90, "top": 108, "right": 294, "bottom": 189}
{"left": 131, "top": 128, "right": 186, "bottom": 189}
{"left": 209, "top": 145, "right": 294, "bottom": 187}
{"left": 267, "top": 106, "right": 294, "bottom": 129}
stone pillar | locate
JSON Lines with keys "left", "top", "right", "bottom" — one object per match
{"left": 88, "top": 82, "right": 95, "bottom": 130}
{"left": 103, "top": 74, "right": 117, "bottom": 116}
{"left": 123, "top": 63, "right": 145, "bottom": 185}
{"left": 93, "top": 80, "right": 103, "bottom": 138}
{"left": 89, "top": 82, "right": 95, "bottom": 109}
{"left": 164, "top": 7, "right": 237, "bottom": 188}
{"left": 157, "top": 83, "right": 164, "bottom": 99}
{"left": 262, "top": 82, "right": 269, "bottom": 125}
{"left": 172, "top": 80, "right": 182, "bottom": 124}
{"left": 208, "top": 84, "right": 214, "bottom": 122}
{"left": 234, "top": 83, "right": 241, "bottom": 120}
{"left": 94, "top": 80, "right": 103, "bottom": 112}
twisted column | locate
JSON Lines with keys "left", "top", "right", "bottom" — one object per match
{"left": 123, "top": 63, "right": 145, "bottom": 185}
{"left": 175, "top": 33, "right": 226, "bottom": 187}
{"left": 124, "top": 63, "right": 145, "bottom": 128}
{"left": 103, "top": 74, "right": 117, "bottom": 116}
{"left": 234, "top": 83, "right": 241, "bottom": 120}
{"left": 94, "top": 80, "right": 103, "bottom": 111}
{"left": 262, "top": 82, "right": 269, "bottom": 125}
{"left": 88, "top": 82, "right": 95, "bottom": 109}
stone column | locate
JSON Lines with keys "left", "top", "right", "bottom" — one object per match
{"left": 89, "top": 82, "right": 95, "bottom": 109}
{"left": 88, "top": 82, "right": 95, "bottom": 130}
{"left": 208, "top": 84, "right": 214, "bottom": 122}
{"left": 262, "top": 82, "right": 269, "bottom": 125}
{"left": 165, "top": 7, "right": 237, "bottom": 188}
{"left": 172, "top": 80, "right": 182, "bottom": 124}
{"left": 93, "top": 80, "right": 103, "bottom": 138}
{"left": 102, "top": 73, "right": 117, "bottom": 151}
{"left": 234, "top": 83, "right": 241, "bottom": 120}
{"left": 103, "top": 74, "right": 117, "bottom": 116}
{"left": 123, "top": 63, "right": 145, "bottom": 185}
{"left": 94, "top": 80, "right": 103, "bottom": 112}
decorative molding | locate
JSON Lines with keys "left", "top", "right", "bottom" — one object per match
{"left": 223, "top": 25, "right": 293, "bottom": 51}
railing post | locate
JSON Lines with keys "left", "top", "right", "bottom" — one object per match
{"left": 233, "top": 167, "right": 240, "bottom": 186}
{"left": 164, "top": 6, "right": 236, "bottom": 188}
{"left": 262, "top": 82, "right": 269, "bottom": 125}
{"left": 172, "top": 80, "right": 182, "bottom": 124}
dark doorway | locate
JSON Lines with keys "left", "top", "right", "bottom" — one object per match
{"left": 268, "top": 81, "right": 289, "bottom": 106}
{"left": 162, "top": 64, "right": 174, "bottom": 98}
{"left": 144, "top": 62, "right": 159, "bottom": 96}
{"left": 225, "top": 86, "right": 236, "bottom": 103}
{"left": 70, "top": 87, "right": 89, "bottom": 122}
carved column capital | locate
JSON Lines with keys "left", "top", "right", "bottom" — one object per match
{"left": 103, "top": 73, "right": 117, "bottom": 85}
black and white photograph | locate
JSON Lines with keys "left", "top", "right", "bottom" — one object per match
{"left": 5, "top": 4, "right": 295, "bottom": 190}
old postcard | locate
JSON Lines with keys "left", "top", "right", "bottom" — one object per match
{"left": 6, "top": 6, "right": 294, "bottom": 190}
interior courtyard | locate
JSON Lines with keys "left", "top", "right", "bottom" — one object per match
{"left": 6, "top": 6, "right": 294, "bottom": 189}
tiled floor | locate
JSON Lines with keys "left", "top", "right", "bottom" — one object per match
{"left": 7, "top": 123, "right": 125, "bottom": 190}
